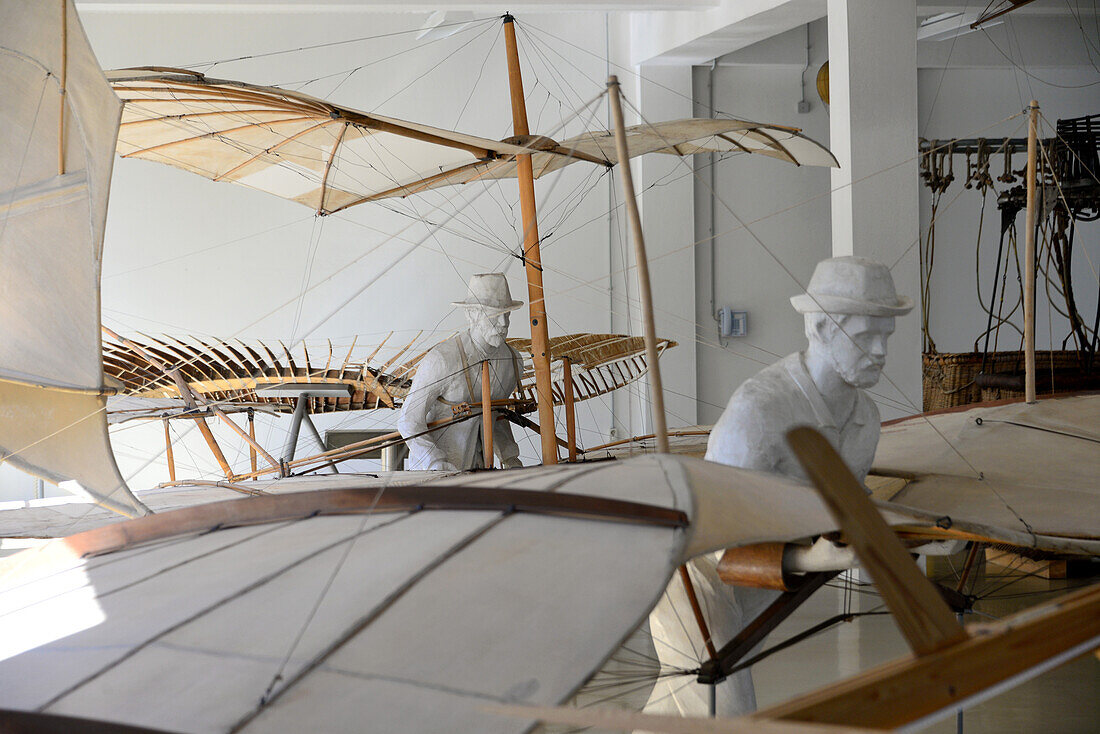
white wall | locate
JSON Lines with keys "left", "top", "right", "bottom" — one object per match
{"left": 693, "top": 12, "right": 1100, "bottom": 424}
{"left": 693, "top": 20, "right": 834, "bottom": 424}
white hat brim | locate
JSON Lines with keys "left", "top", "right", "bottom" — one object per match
{"left": 790, "top": 293, "right": 914, "bottom": 316}
{"left": 451, "top": 299, "right": 525, "bottom": 314}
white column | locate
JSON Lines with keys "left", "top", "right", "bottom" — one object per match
{"left": 828, "top": 0, "right": 921, "bottom": 417}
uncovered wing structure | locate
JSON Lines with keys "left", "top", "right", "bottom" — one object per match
{"left": 101, "top": 331, "right": 675, "bottom": 422}
{"left": 0, "top": 0, "right": 147, "bottom": 517}
{"left": 107, "top": 68, "right": 837, "bottom": 215}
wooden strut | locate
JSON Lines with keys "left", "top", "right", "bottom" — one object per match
{"left": 57, "top": 0, "right": 67, "bottom": 176}
{"left": 162, "top": 418, "right": 176, "bottom": 482}
{"left": 607, "top": 76, "right": 670, "bottom": 453}
{"left": 503, "top": 14, "right": 558, "bottom": 465}
{"left": 247, "top": 409, "right": 257, "bottom": 474}
{"left": 678, "top": 565, "right": 718, "bottom": 660}
{"left": 698, "top": 572, "right": 837, "bottom": 684}
{"left": 1024, "top": 100, "right": 1039, "bottom": 404}
{"left": 481, "top": 360, "right": 493, "bottom": 469}
{"left": 562, "top": 356, "right": 577, "bottom": 461}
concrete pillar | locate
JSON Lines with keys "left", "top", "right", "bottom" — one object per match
{"left": 828, "top": 0, "right": 921, "bottom": 417}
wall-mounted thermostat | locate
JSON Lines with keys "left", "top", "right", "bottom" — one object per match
{"left": 718, "top": 307, "right": 748, "bottom": 338}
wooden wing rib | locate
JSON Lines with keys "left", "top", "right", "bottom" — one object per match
{"left": 102, "top": 334, "right": 413, "bottom": 417}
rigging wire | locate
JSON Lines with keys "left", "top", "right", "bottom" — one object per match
{"left": 178, "top": 16, "right": 502, "bottom": 70}
{"left": 980, "top": 25, "right": 1100, "bottom": 88}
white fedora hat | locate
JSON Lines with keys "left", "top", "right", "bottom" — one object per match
{"left": 790, "top": 256, "right": 913, "bottom": 316}
{"left": 452, "top": 273, "right": 524, "bottom": 314}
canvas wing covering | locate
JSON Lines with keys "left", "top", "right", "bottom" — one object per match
{"left": 0, "top": 0, "right": 147, "bottom": 517}
{"left": 108, "top": 68, "right": 538, "bottom": 216}
{"left": 872, "top": 394, "right": 1100, "bottom": 555}
{"left": 108, "top": 70, "right": 836, "bottom": 213}
{"left": 0, "top": 454, "right": 869, "bottom": 733}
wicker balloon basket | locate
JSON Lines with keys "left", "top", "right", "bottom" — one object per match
{"left": 922, "top": 351, "right": 1098, "bottom": 411}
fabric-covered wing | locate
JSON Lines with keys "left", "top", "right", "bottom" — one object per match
{"left": 108, "top": 69, "right": 836, "bottom": 212}
{"left": 108, "top": 68, "right": 537, "bottom": 215}
{"left": 0, "top": 0, "right": 147, "bottom": 517}
{"left": 871, "top": 394, "right": 1100, "bottom": 555}
{"left": 0, "top": 455, "right": 828, "bottom": 733}
{"left": 390, "top": 118, "right": 840, "bottom": 193}
{"left": 0, "top": 455, "right": 941, "bottom": 732}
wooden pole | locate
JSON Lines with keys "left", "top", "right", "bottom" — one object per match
{"left": 213, "top": 406, "right": 281, "bottom": 471}
{"left": 196, "top": 417, "right": 234, "bottom": 480}
{"left": 482, "top": 360, "right": 494, "bottom": 469}
{"left": 502, "top": 15, "right": 557, "bottom": 465}
{"left": 1024, "top": 100, "right": 1039, "bottom": 404}
{"left": 563, "top": 356, "right": 577, "bottom": 462}
{"left": 58, "top": 0, "right": 67, "bottom": 176}
{"left": 606, "top": 76, "right": 669, "bottom": 453}
{"left": 163, "top": 418, "right": 176, "bottom": 483}
{"left": 247, "top": 408, "right": 258, "bottom": 474}
{"left": 678, "top": 565, "right": 718, "bottom": 660}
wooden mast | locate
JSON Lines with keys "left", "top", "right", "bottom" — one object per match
{"left": 1024, "top": 100, "right": 1039, "bottom": 404}
{"left": 502, "top": 15, "right": 557, "bottom": 465}
{"left": 58, "top": 0, "right": 67, "bottom": 176}
{"left": 606, "top": 76, "right": 669, "bottom": 453}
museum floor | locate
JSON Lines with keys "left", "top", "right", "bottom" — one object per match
{"left": 751, "top": 558, "right": 1100, "bottom": 733}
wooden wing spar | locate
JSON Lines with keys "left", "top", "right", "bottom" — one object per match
{"left": 107, "top": 68, "right": 837, "bottom": 215}
{"left": 101, "top": 331, "right": 676, "bottom": 421}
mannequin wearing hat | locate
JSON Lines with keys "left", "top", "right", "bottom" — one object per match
{"left": 397, "top": 274, "right": 525, "bottom": 471}
{"left": 646, "top": 256, "right": 912, "bottom": 718}
{"left": 707, "top": 255, "right": 912, "bottom": 478}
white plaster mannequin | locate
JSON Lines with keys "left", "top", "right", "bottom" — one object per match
{"left": 646, "top": 256, "right": 912, "bottom": 718}
{"left": 397, "top": 273, "right": 525, "bottom": 471}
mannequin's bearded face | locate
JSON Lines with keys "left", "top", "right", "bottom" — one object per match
{"left": 810, "top": 314, "right": 895, "bottom": 388}
{"left": 467, "top": 308, "right": 510, "bottom": 348}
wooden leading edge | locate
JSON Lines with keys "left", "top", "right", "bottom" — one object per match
{"left": 0, "top": 483, "right": 689, "bottom": 587}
